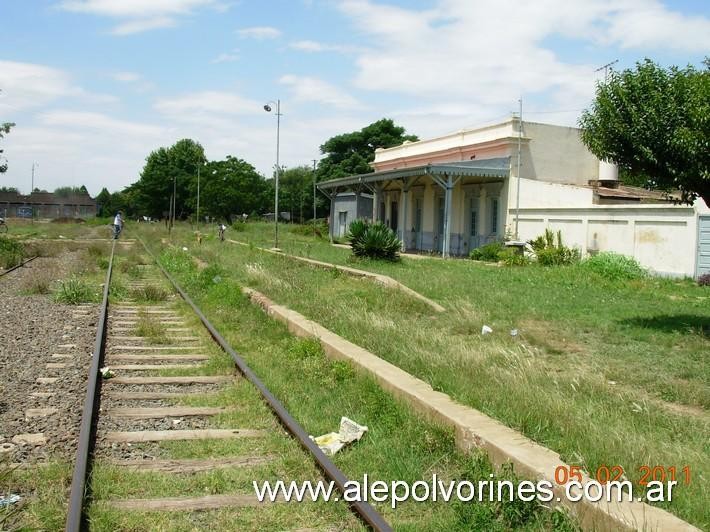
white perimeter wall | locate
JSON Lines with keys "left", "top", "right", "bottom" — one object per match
{"left": 508, "top": 178, "right": 707, "bottom": 277}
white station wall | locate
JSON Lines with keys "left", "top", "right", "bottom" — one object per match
{"left": 508, "top": 178, "right": 704, "bottom": 277}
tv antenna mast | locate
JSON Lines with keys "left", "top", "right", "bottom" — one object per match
{"left": 595, "top": 59, "right": 619, "bottom": 82}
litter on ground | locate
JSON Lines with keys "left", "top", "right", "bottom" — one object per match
{"left": 312, "top": 417, "right": 368, "bottom": 456}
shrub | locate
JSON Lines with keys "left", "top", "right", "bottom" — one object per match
{"left": 536, "top": 246, "right": 581, "bottom": 266}
{"left": 582, "top": 252, "right": 647, "bottom": 281}
{"left": 0, "top": 236, "right": 24, "bottom": 269}
{"left": 346, "top": 219, "right": 369, "bottom": 243}
{"left": 499, "top": 248, "right": 530, "bottom": 266}
{"left": 528, "top": 229, "right": 580, "bottom": 266}
{"left": 54, "top": 277, "right": 99, "bottom": 304}
{"left": 349, "top": 221, "right": 401, "bottom": 261}
{"left": 698, "top": 273, "right": 710, "bottom": 287}
{"left": 469, "top": 241, "right": 504, "bottom": 262}
{"left": 230, "top": 222, "right": 247, "bottom": 232}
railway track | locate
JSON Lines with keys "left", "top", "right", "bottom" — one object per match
{"left": 0, "top": 256, "right": 37, "bottom": 278}
{"left": 65, "top": 240, "right": 391, "bottom": 531}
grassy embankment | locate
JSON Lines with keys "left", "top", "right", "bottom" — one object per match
{"left": 153, "top": 221, "right": 708, "bottom": 528}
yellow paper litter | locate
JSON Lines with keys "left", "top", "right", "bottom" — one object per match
{"left": 312, "top": 417, "right": 368, "bottom": 455}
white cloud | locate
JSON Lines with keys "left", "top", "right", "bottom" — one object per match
{"left": 111, "top": 16, "right": 176, "bottom": 35}
{"left": 0, "top": 60, "right": 116, "bottom": 115}
{"left": 337, "top": 0, "right": 710, "bottom": 115}
{"left": 154, "top": 90, "right": 262, "bottom": 117}
{"left": 210, "top": 49, "right": 240, "bottom": 63}
{"left": 59, "top": 0, "right": 216, "bottom": 17}
{"left": 602, "top": 1, "right": 710, "bottom": 51}
{"left": 279, "top": 75, "right": 362, "bottom": 109}
{"left": 110, "top": 71, "right": 140, "bottom": 82}
{"left": 236, "top": 26, "right": 281, "bottom": 39}
{"left": 58, "top": 0, "right": 223, "bottom": 34}
{"left": 39, "top": 110, "right": 165, "bottom": 137}
{"left": 289, "top": 40, "right": 363, "bottom": 53}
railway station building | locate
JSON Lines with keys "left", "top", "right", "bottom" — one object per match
{"left": 318, "top": 118, "right": 710, "bottom": 278}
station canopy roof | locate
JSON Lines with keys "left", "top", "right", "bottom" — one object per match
{"left": 317, "top": 157, "right": 510, "bottom": 190}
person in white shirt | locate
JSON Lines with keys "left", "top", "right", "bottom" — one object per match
{"left": 113, "top": 211, "right": 123, "bottom": 239}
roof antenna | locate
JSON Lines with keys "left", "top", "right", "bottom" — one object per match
{"left": 595, "top": 59, "right": 619, "bottom": 82}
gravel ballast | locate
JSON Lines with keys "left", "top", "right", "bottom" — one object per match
{"left": 0, "top": 253, "right": 99, "bottom": 462}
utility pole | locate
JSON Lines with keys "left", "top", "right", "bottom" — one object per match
{"left": 172, "top": 176, "right": 177, "bottom": 230}
{"left": 31, "top": 162, "right": 38, "bottom": 224}
{"left": 312, "top": 159, "right": 317, "bottom": 237}
{"left": 514, "top": 97, "right": 523, "bottom": 240}
{"left": 196, "top": 164, "right": 201, "bottom": 230}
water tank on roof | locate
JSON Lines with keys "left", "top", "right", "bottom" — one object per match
{"left": 599, "top": 160, "right": 619, "bottom": 180}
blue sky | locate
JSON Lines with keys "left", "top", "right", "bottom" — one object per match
{"left": 1, "top": 0, "right": 708, "bottom": 195}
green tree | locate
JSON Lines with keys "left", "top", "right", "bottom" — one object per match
{"left": 280, "top": 166, "right": 316, "bottom": 223}
{"left": 317, "top": 118, "right": 418, "bottom": 182}
{"left": 579, "top": 58, "right": 710, "bottom": 205}
{"left": 200, "top": 156, "right": 270, "bottom": 223}
{"left": 54, "top": 186, "right": 90, "bottom": 197}
{"left": 130, "top": 139, "right": 206, "bottom": 218}
{"left": 0, "top": 121, "right": 15, "bottom": 174}
{"left": 0, "top": 186, "right": 18, "bottom": 193}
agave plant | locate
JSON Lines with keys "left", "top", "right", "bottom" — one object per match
{"left": 346, "top": 218, "right": 369, "bottom": 243}
{"left": 350, "top": 221, "right": 401, "bottom": 261}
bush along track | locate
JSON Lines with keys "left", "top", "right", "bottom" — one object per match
{"left": 147, "top": 242, "right": 579, "bottom": 531}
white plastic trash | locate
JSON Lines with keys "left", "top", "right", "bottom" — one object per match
{"left": 312, "top": 417, "right": 368, "bottom": 456}
{"left": 0, "top": 494, "right": 21, "bottom": 508}
{"left": 481, "top": 325, "right": 493, "bottom": 335}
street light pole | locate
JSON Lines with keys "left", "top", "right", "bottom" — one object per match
{"left": 312, "top": 159, "right": 317, "bottom": 237}
{"left": 264, "top": 99, "right": 282, "bottom": 250}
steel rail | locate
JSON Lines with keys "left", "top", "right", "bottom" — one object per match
{"left": 0, "top": 256, "right": 38, "bottom": 278}
{"left": 66, "top": 239, "right": 117, "bottom": 532}
{"left": 141, "top": 239, "right": 392, "bottom": 532}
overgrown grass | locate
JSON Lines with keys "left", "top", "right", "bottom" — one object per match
{"left": 132, "top": 310, "right": 169, "bottom": 344}
{"left": 130, "top": 284, "right": 169, "bottom": 302}
{"left": 0, "top": 236, "right": 24, "bottom": 269}
{"left": 159, "top": 221, "right": 709, "bottom": 528}
{"left": 20, "top": 270, "right": 53, "bottom": 295}
{"left": 53, "top": 276, "right": 100, "bottom": 304}
{"left": 144, "top": 243, "right": 576, "bottom": 530}
{"left": 582, "top": 252, "right": 647, "bottom": 281}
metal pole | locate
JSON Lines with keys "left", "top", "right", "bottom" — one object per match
{"left": 31, "top": 162, "right": 36, "bottom": 224}
{"left": 312, "top": 159, "right": 317, "bottom": 236}
{"left": 514, "top": 98, "right": 523, "bottom": 240}
{"left": 196, "top": 165, "right": 200, "bottom": 230}
{"left": 275, "top": 99, "right": 281, "bottom": 249}
{"left": 172, "top": 175, "right": 177, "bottom": 230}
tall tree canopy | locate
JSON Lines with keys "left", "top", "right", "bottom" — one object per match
{"left": 199, "top": 156, "right": 270, "bottom": 223}
{"left": 0, "top": 121, "right": 15, "bottom": 174}
{"left": 317, "top": 118, "right": 418, "bottom": 182}
{"left": 130, "top": 139, "right": 206, "bottom": 218}
{"left": 279, "top": 165, "right": 325, "bottom": 222}
{"left": 579, "top": 58, "right": 709, "bottom": 205}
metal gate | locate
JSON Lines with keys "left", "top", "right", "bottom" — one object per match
{"left": 698, "top": 215, "right": 710, "bottom": 278}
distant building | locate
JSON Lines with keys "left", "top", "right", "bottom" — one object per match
{"left": 319, "top": 118, "right": 710, "bottom": 278}
{"left": 0, "top": 190, "right": 98, "bottom": 219}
